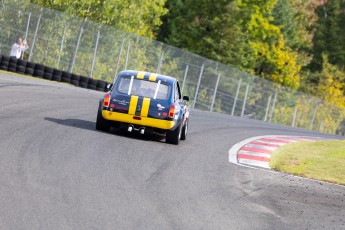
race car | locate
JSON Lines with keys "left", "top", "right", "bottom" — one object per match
{"left": 96, "top": 70, "right": 190, "bottom": 145}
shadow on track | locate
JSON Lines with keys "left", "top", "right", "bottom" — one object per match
{"left": 45, "top": 117, "right": 95, "bottom": 132}
{"left": 44, "top": 117, "right": 166, "bottom": 143}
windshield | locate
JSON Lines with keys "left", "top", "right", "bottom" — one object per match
{"left": 117, "top": 77, "right": 169, "bottom": 100}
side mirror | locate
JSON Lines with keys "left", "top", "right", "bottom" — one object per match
{"left": 183, "top": 96, "right": 189, "bottom": 101}
{"left": 106, "top": 83, "right": 113, "bottom": 90}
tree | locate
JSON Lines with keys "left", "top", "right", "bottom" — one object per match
{"left": 316, "top": 54, "right": 345, "bottom": 108}
{"left": 309, "top": 0, "right": 345, "bottom": 72}
{"left": 30, "top": 0, "right": 168, "bottom": 38}
{"left": 234, "top": 0, "right": 301, "bottom": 89}
{"left": 158, "top": 0, "right": 244, "bottom": 66}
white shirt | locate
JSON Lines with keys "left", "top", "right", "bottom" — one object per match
{"left": 10, "top": 43, "right": 28, "bottom": 59}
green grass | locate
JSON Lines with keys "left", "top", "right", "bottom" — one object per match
{"left": 270, "top": 140, "right": 345, "bottom": 186}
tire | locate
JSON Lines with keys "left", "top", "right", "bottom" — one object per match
{"left": 1, "top": 55, "right": 9, "bottom": 62}
{"left": 25, "top": 68, "right": 34, "bottom": 75}
{"left": 96, "top": 80, "right": 107, "bottom": 92}
{"left": 8, "top": 61, "right": 17, "bottom": 72}
{"left": 166, "top": 123, "right": 182, "bottom": 145}
{"left": 43, "top": 72, "right": 53, "bottom": 80}
{"left": 34, "top": 63, "right": 44, "bottom": 71}
{"left": 26, "top": 62, "right": 35, "bottom": 69}
{"left": 71, "top": 80, "right": 79, "bottom": 86}
{"left": 87, "top": 78, "right": 97, "bottom": 88}
{"left": 70, "top": 74, "right": 80, "bottom": 86}
{"left": 17, "top": 59, "right": 27, "bottom": 67}
{"left": 96, "top": 108, "right": 110, "bottom": 131}
{"left": 8, "top": 62, "right": 17, "bottom": 71}
{"left": 79, "top": 76, "right": 89, "bottom": 83}
{"left": 87, "top": 78, "right": 97, "bottom": 90}
{"left": 180, "top": 119, "right": 188, "bottom": 140}
{"left": 79, "top": 76, "right": 89, "bottom": 88}
{"left": 71, "top": 74, "right": 80, "bottom": 81}
{"left": 79, "top": 81, "right": 88, "bottom": 88}
{"left": 9, "top": 57, "right": 18, "bottom": 65}
{"left": 16, "top": 66, "right": 26, "bottom": 74}
{"left": 52, "top": 69, "right": 62, "bottom": 81}
{"left": 96, "top": 79, "right": 106, "bottom": 88}
{"left": 52, "top": 74, "right": 62, "bottom": 82}
{"left": 53, "top": 69, "right": 62, "bottom": 76}
{"left": 61, "top": 71, "right": 71, "bottom": 83}
{"left": 0, "top": 61, "right": 9, "bottom": 70}
{"left": 44, "top": 66, "right": 53, "bottom": 74}
{"left": 33, "top": 69, "right": 44, "bottom": 78}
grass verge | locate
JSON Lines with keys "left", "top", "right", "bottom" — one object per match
{"left": 270, "top": 140, "right": 345, "bottom": 186}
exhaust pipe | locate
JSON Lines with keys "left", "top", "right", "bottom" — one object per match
{"left": 139, "top": 127, "right": 145, "bottom": 135}
{"left": 128, "top": 125, "right": 134, "bottom": 132}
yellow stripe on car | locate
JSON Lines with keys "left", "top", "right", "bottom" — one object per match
{"left": 137, "top": 71, "right": 145, "bottom": 79}
{"left": 102, "top": 110, "right": 175, "bottom": 130}
{"left": 128, "top": 95, "right": 139, "bottom": 115}
{"left": 141, "top": 97, "right": 150, "bottom": 117}
{"left": 148, "top": 73, "right": 158, "bottom": 82}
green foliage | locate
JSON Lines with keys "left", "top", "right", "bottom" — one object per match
{"left": 30, "top": 0, "right": 168, "bottom": 38}
{"left": 309, "top": 0, "right": 345, "bottom": 72}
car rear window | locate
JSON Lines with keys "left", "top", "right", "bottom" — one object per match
{"left": 117, "top": 77, "right": 170, "bottom": 100}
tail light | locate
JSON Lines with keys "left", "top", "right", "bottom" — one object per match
{"left": 168, "top": 104, "right": 175, "bottom": 118}
{"left": 103, "top": 93, "right": 111, "bottom": 107}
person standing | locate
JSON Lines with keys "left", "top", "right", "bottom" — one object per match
{"left": 10, "top": 37, "right": 29, "bottom": 59}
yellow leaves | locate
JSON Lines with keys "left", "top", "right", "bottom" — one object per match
{"left": 316, "top": 54, "right": 345, "bottom": 108}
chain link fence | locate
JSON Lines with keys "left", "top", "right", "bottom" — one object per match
{"left": 1, "top": 1, "right": 344, "bottom": 135}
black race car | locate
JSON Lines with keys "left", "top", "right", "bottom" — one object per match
{"left": 96, "top": 70, "right": 190, "bottom": 144}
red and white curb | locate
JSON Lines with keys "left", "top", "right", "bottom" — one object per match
{"left": 229, "top": 135, "right": 323, "bottom": 169}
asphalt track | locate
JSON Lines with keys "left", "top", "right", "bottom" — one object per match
{"left": 0, "top": 73, "right": 344, "bottom": 230}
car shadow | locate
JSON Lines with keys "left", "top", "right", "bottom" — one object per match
{"left": 44, "top": 117, "right": 166, "bottom": 143}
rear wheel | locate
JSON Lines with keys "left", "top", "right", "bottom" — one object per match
{"left": 166, "top": 123, "right": 182, "bottom": 145}
{"left": 96, "top": 108, "right": 110, "bottom": 132}
{"left": 180, "top": 119, "right": 188, "bottom": 140}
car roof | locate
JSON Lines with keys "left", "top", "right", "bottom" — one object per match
{"left": 118, "top": 70, "right": 177, "bottom": 85}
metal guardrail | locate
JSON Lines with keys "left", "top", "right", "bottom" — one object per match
{"left": 0, "top": 1, "right": 344, "bottom": 135}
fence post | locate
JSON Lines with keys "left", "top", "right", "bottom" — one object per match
{"left": 241, "top": 83, "right": 250, "bottom": 117}
{"left": 192, "top": 61, "right": 205, "bottom": 108}
{"left": 22, "top": 12, "right": 31, "bottom": 59}
{"left": 114, "top": 37, "right": 126, "bottom": 81}
{"left": 28, "top": 8, "right": 43, "bottom": 62}
{"left": 24, "top": 13, "right": 32, "bottom": 40}
{"left": 269, "top": 91, "right": 278, "bottom": 122}
{"left": 68, "top": 18, "right": 86, "bottom": 73}
{"left": 264, "top": 95, "right": 272, "bottom": 121}
{"left": 292, "top": 106, "right": 297, "bottom": 127}
{"left": 156, "top": 46, "right": 165, "bottom": 73}
{"left": 181, "top": 64, "right": 189, "bottom": 95}
{"left": 210, "top": 73, "right": 221, "bottom": 112}
{"left": 124, "top": 41, "right": 130, "bottom": 70}
{"left": 90, "top": 30, "right": 100, "bottom": 78}
{"left": 57, "top": 24, "right": 66, "bottom": 69}
{"left": 310, "top": 103, "right": 319, "bottom": 130}
{"left": 231, "top": 78, "right": 243, "bottom": 116}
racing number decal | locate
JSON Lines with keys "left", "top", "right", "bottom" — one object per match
{"left": 140, "top": 98, "right": 150, "bottom": 117}
{"left": 129, "top": 96, "right": 139, "bottom": 115}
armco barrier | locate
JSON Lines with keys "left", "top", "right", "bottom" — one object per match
{"left": 0, "top": 53, "right": 109, "bottom": 92}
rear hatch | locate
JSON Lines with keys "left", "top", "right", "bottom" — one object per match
{"left": 110, "top": 75, "right": 171, "bottom": 120}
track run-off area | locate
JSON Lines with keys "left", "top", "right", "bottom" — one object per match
{"left": 0, "top": 73, "right": 344, "bottom": 230}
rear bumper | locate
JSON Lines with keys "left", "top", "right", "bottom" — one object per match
{"left": 102, "top": 110, "right": 175, "bottom": 130}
